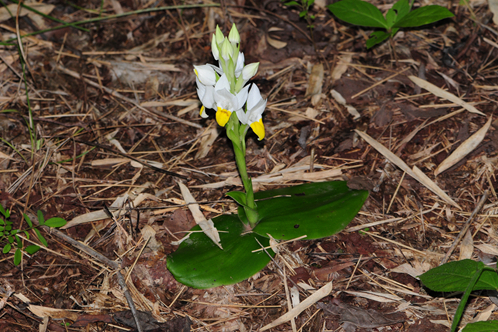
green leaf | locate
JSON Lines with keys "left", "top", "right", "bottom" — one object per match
{"left": 462, "top": 321, "right": 498, "bottom": 332}
{"left": 0, "top": 218, "right": 4, "bottom": 225}
{"left": 15, "top": 235, "right": 21, "bottom": 248}
{"left": 393, "top": 5, "right": 454, "bottom": 28}
{"left": 8, "top": 235, "right": 14, "bottom": 244}
{"left": 37, "top": 210, "right": 45, "bottom": 225}
{"left": 226, "top": 191, "right": 247, "bottom": 207}
{"left": 3, "top": 243, "right": 11, "bottom": 254}
{"left": 284, "top": 1, "right": 301, "bottom": 6}
{"left": 34, "top": 228, "right": 48, "bottom": 247}
{"left": 366, "top": 30, "right": 391, "bottom": 48}
{"left": 24, "top": 213, "right": 33, "bottom": 228}
{"left": 44, "top": 217, "right": 67, "bottom": 228}
{"left": 5, "top": 224, "right": 12, "bottom": 231}
{"left": 299, "top": 10, "right": 307, "bottom": 17}
{"left": 327, "top": 0, "right": 388, "bottom": 29}
{"left": 24, "top": 230, "right": 30, "bottom": 240}
{"left": 386, "top": 0, "right": 411, "bottom": 28}
{"left": 308, "top": 0, "right": 315, "bottom": 6}
{"left": 0, "top": 231, "right": 3, "bottom": 236}
{"left": 14, "top": 248, "right": 21, "bottom": 265}
{"left": 247, "top": 181, "right": 368, "bottom": 240}
{"left": 25, "top": 245, "right": 40, "bottom": 255}
{"left": 419, "top": 259, "right": 498, "bottom": 292}
{"left": 167, "top": 214, "right": 274, "bottom": 289}
{"left": 0, "top": 205, "right": 9, "bottom": 219}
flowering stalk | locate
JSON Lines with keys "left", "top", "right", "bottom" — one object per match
{"left": 194, "top": 23, "right": 266, "bottom": 227}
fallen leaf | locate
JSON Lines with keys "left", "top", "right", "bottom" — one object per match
{"left": 260, "top": 281, "right": 333, "bottom": 331}
{"left": 489, "top": 0, "right": 498, "bottom": 25}
{"left": 435, "top": 116, "right": 493, "bottom": 175}
{"left": 318, "top": 300, "right": 404, "bottom": 330}
{"left": 408, "top": 76, "right": 485, "bottom": 116}
{"left": 178, "top": 182, "right": 222, "bottom": 249}
{"left": 267, "top": 34, "right": 287, "bottom": 49}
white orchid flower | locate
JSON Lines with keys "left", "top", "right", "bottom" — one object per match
{"left": 221, "top": 37, "right": 234, "bottom": 62}
{"left": 194, "top": 65, "right": 217, "bottom": 86}
{"left": 196, "top": 77, "right": 215, "bottom": 118}
{"left": 236, "top": 84, "right": 266, "bottom": 140}
{"left": 214, "top": 75, "right": 249, "bottom": 127}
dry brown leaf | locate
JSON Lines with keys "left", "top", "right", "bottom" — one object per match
{"left": 178, "top": 182, "right": 222, "bottom": 249}
{"left": 91, "top": 158, "right": 129, "bottom": 167}
{"left": 355, "top": 130, "right": 460, "bottom": 208}
{"left": 0, "top": 4, "right": 54, "bottom": 27}
{"left": 489, "top": 0, "right": 498, "bottom": 25}
{"left": 28, "top": 305, "right": 79, "bottom": 320}
{"left": 195, "top": 127, "right": 219, "bottom": 159}
{"left": 434, "top": 116, "right": 493, "bottom": 175}
{"left": 331, "top": 54, "right": 352, "bottom": 81}
{"left": 305, "top": 63, "right": 324, "bottom": 97}
{"left": 260, "top": 281, "right": 332, "bottom": 331}
{"left": 267, "top": 34, "right": 287, "bottom": 49}
{"left": 408, "top": 76, "right": 485, "bottom": 116}
{"left": 459, "top": 229, "right": 474, "bottom": 260}
{"left": 331, "top": 89, "right": 360, "bottom": 120}
{"left": 343, "top": 290, "right": 403, "bottom": 302}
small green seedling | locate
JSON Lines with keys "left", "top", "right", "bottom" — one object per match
{"left": 327, "top": 0, "right": 454, "bottom": 49}
{"left": 283, "top": 0, "right": 316, "bottom": 26}
{"left": 0, "top": 204, "right": 67, "bottom": 266}
{"left": 419, "top": 259, "right": 498, "bottom": 331}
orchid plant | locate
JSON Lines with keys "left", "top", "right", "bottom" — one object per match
{"left": 194, "top": 24, "right": 263, "bottom": 227}
{"left": 167, "top": 24, "right": 369, "bottom": 289}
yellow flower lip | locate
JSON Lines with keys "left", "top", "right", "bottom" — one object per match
{"left": 250, "top": 118, "right": 265, "bottom": 140}
{"left": 216, "top": 107, "right": 232, "bottom": 127}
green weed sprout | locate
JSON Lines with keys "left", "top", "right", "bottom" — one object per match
{"left": 282, "top": 0, "right": 316, "bottom": 28}
{"left": 0, "top": 205, "right": 67, "bottom": 266}
{"left": 419, "top": 259, "right": 498, "bottom": 331}
{"left": 328, "top": 0, "right": 454, "bottom": 49}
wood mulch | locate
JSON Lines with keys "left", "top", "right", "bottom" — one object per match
{"left": 0, "top": 0, "right": 497, "bottom": 331}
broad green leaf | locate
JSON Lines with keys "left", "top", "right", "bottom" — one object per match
{"left": 299, "top": 10, "right": 308, "bottom": 17}
{"left": 386, "top": 0, "right": 410, "bottom": 27}
{"left": 8, "top": 235, "right": 14, "bottom": 244}
{"left": 247, "top": 181, "right": 368, "bottom": 240}
{"left": 226, "top": 191, "right": 247, "bottom": 207}
{"left": 167, "top": 214, "right": 274, "bottom": 289}
{"left": 393, "top": 5, "right": 454, "bottom": 28}
{"left": 419, "top": 260, "right": 498, "bottom": 292}
{"left": 15, "top": 235, "right": 21, "bottom": 248}
{"left": 0, "top": 218, "right": 4, "bottom": 225}
{"left": 3, "top": 243, "right": 11, "bottom": 254}
{"left": 24, "top": 213, "right": 33, "bottom": 228}
{"left": 37, "top": 210, "right": 45, "bottom": 225}
{"left": 284, "top": 1, "right": 301, "bottom": 6}
{"left": 44, "top": 217, "right": 67, "bottom": 228}
{"left": 0, "top": 225, "right": 3, "bottom": 231}
{"left": 5, "top": 224, "right": 12, "bottom": 231}
{"left": 366, "top": 30, "right": 391, "bottom": 49}
{"left": 462, "top": 321, "right": 498, "bottom": 331}
{"left": 0, "top": 231, "right": 3, "bottom": 236}
{"left": 24, "top": 230, "right": 30, "bottom": 240}
{"left": 34, "top": 228, "right": 48, "bottom": 247}
{"left": 25, "top": 245, "right": 40, "bottom": 255}
{"left": 14, "top": 248, "right": 21, "bottom": 265}
{"left": 308, "top": 0, "right": 315, "bottom": 6}
{"left": 328, "top": 0, "right": 388, "bottom": 29}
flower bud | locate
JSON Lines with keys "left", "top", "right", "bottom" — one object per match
{"left": 211, "top": 34, "right": 219, "bottom": 60}
{"left": 241, "top": 62, "right": 259, "bottom": 81}
{"left": 221, "top": 37, "right": 233, "bottom": 61}
{"left": 228, "top": 23, "right": 240, "bottom": 44}
{"left": 215, "top": 25, "right": 224, "bottom": 44}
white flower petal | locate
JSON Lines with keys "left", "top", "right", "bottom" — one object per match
{"left": 194, "top": 65, "right": 217, "bottom": 86}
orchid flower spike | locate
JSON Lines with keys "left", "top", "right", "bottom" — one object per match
{"left": 214, "top": 75, "right": 249, "bottom": 127}
{"left": 236, "top": 83, "right": 266, "bottom": 140}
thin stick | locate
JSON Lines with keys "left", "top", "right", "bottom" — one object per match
{"left": 386, "top": 171, "right": 406, "bottom": 214}
{"left": 440, "top": 191, "right": 489, "bottom": 265}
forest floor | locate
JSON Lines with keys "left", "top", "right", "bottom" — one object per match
{"left": 0, "top": 0, "right": 498, "bottom": 331}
